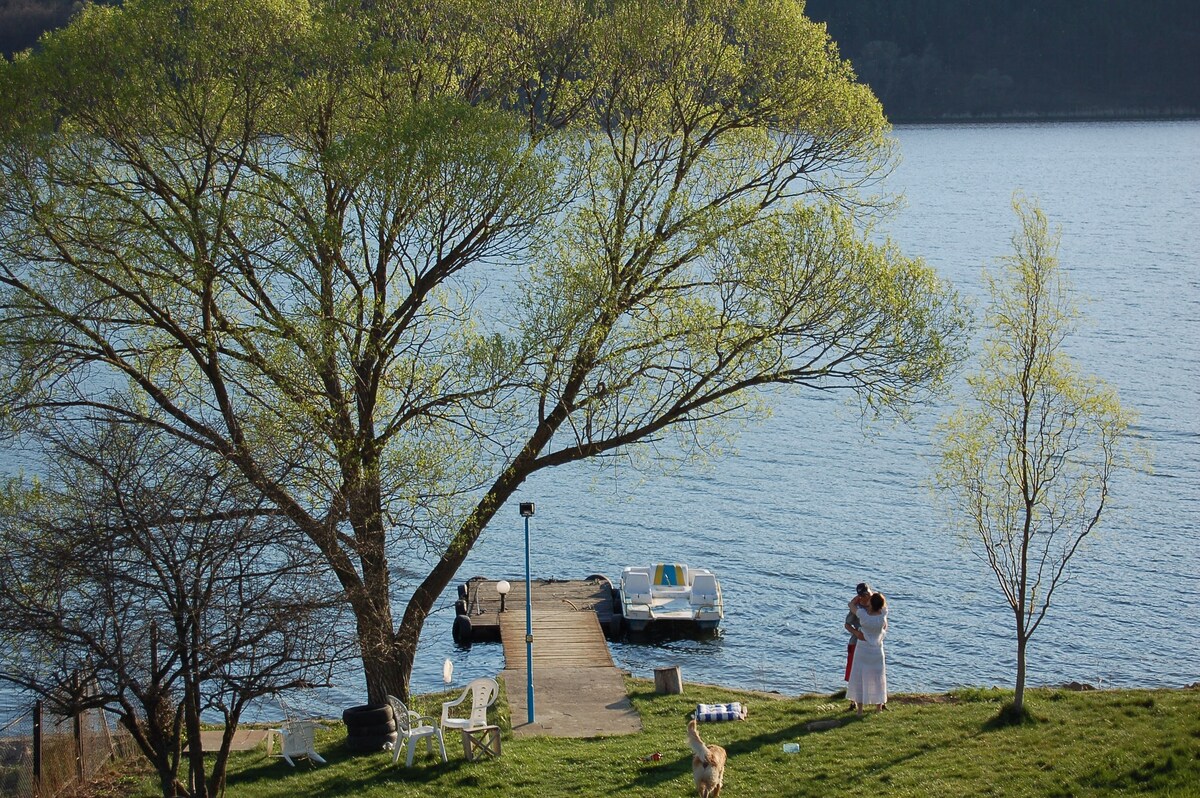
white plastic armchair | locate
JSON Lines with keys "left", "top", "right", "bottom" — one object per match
{"left": 386, "top": 695, "right": 447, "bottom": 767}
{"left": 440, "top": 677, "right": 499, "bottom": 733}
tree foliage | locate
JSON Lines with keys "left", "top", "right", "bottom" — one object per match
{"left": 0, "top": 0, "right": 969, "bottom": 703}
{"left": 933, "top": 197, "right": 1134, "bottom": 716}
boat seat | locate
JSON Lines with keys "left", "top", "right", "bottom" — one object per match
{"left": 653, "top": 563, "right": 689, "bottom": 587}
{"left": 624, "top": 571, "right": 653, "bottom": 605}
{"left": 690, "top": 573, "right": 718, "bottom": 606}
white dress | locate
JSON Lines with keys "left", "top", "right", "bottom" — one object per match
{"left": 847, "top": 607, "right": 887, "bottom": 706}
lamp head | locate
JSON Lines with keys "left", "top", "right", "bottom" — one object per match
{"left": 519, "top": 502, "right": 535, "bottom": 517}
{"left": 496, "top": 580, "right": 511, "bottom": 596}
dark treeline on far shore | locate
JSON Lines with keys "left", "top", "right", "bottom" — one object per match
{"left": 805, "top": 0, "right": 1200, "bottom": 121}
{"left": 1, "top": 0, "right": 116, "bottom": 59}
{"left": 2, "top": 0, "right": 1198, "bottom": 122}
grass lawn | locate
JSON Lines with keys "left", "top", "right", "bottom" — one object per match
{"left": 125, "top": 681, "right": 1200, "bottom": 797}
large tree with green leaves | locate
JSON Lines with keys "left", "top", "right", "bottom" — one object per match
{"left": 933, "top": 197, "right": 1133, "bottom": 717}
{"left": 0, "top": 0, "right": 968, "bottom": 703}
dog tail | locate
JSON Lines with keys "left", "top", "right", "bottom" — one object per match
{"left": 687, "top": 719, "right": 709, "bottom": 764}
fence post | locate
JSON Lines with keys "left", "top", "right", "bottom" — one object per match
{"left": 74, "top": 706, "right": 84, "bottom": 781}
{"left": 32, "top": 700, "right": 42, "bottom": 797}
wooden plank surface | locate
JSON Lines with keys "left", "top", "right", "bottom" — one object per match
{"left": 497, "top": 582, "right": 615, "bottom": 669}
{"left": 458, "top": 576, "right": 642, "bottom": 737}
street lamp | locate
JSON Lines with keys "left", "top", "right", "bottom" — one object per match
{"left": 519, "top": 501, "right": 535, "bottom": 724}
{"left": 496, "top": 579, "right": 510, "bottom": 613}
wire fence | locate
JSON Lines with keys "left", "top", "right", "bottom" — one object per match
{"left": 0, "top": 700, "right": 135, "bottom": 798}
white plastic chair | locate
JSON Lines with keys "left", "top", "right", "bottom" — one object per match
{"left": 271, "top": 719, "right": 326, "bottom": 767}
{"left": 440, "top": 677, "right": 499, "bottom": 734}
{"left": 386, "top": 695, "right": 447, "bottom": 767}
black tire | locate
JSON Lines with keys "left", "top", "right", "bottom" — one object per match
{"left": 452, "top": 613, "right": 473, "bottom": 646}
{"left": 612, "top": 587, "right": 623, "bottom": 614}
{"left": 342, "top": 702, "right": 393, "bottom": 727}
{"left": 454, "top": 598, "right": 468, "bottom": 616}
{"left": 344, "top": 731, "right": 398, "bottom": 753}
{"left": 346, "top": 719, "right": 397, "bottom": 737}
{"left": 457, "top": 583, "right": 469, "bottom": 600}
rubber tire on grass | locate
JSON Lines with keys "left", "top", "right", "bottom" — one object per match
{"left": 346, "top": 719, "right": 397, "bottom": 738}
{"left": 342, "top": 703, "right": 393, "bottom": 727}
{"left": 343, "top": 703, "right": 397, "bottom": 754}
{"left": 345, "top": 731, "right": 398, "bottom": 753}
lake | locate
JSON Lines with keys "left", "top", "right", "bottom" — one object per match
{"left": 3, "top": 121, "right": 1197, "bottom": 726}
{"left": 392, "top": 119, "right": 1200, "bottom": 710}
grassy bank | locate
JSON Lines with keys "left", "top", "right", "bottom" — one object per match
{"left": 131, "top": 681, "right": 1200, "bottom": 797}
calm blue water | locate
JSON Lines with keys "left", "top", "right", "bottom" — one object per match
{"left": 4, "top": 121, "right": 1197, "bottom": 725}
{"left": 393, "top": 120, "right": 1200, "bottom": 710}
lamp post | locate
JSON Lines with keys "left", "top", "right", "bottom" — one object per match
{"left": 519, "top": 501, "right": 535, "bottom": 724}
{"left": 496, "top": 580, "right": 510, "bottom": 613}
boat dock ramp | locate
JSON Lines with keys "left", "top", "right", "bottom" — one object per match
{"left": 452, "top": 576, "right": 640, "bottom": 737}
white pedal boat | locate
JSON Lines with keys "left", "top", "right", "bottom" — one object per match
{"left": 618, "top": 563, "right": 723, "bottom": 633}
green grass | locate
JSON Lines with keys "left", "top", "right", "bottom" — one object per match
{"left": 126, "top": 682, "right": 1200, "bottom": 797}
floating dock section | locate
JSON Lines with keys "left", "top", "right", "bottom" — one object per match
{"left": 451, "top": 576, "right": 621, "bottom": 645}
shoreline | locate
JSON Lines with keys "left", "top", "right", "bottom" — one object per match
{"left": 888, "top": 109, "right": 1200, "bottom": 125}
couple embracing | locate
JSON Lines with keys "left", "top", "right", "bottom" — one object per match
{"left": 843, "top": 581, "right": 888, "bottom": 716}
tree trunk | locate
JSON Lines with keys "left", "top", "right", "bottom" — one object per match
{"left": 206, "top": 710, "right": 240, "bottom": 798}
{"left": 362, "top": 642, "right": 411, "bottom": 705}
{"left": 352, "top": 584, "right": 411, "bottom": 704}
{"left": 354, "top": 464, "right": 533, "bottom": 703}
{"left": 1014, "top": 634, "right": 1027, "bottom": 715}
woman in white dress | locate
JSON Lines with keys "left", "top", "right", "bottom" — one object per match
{"left": 846, "top": 592, "right": 888, "bottom": 716}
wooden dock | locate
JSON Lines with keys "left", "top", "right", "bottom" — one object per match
{"left": 495, "top": 580, "right": 614, "bottom": 669}
{"left": 452, "top": 577, "right": 641, "bottom": 737}
{"left": 453, "top": 576, "right": 621, "bottom": 643}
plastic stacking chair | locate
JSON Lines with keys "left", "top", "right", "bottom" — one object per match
{"left": 440, "top": 677, "right": 501, "bottom": 760}
{"left": 440, "top": 677, "right": 499, "bottom": 734}
{"left": 386, "top": 695, "right": 447, "bottom": 767}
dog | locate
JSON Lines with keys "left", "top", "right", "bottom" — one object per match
{"left": 687, "top": 718, "right": 727, "bottom": 798}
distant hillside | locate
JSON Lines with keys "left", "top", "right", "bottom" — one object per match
{"left": 5, "top": 0, "right": 1198, "bottom": 121}
{"left": 1, "top": 0, "right": 73, "bottom": 58}
{"left": 805, "top": 0, "right": 1200, "bottom": 121}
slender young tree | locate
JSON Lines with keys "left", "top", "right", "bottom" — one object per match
{"left": 0, "top": 0, "right": 970, "bottom": 702}
{"left": 933, "top": 197, "right": 1134, "bottom": 718}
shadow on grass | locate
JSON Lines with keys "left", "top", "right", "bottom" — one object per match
{"left": 981, "top": 700, "right": 1041, "bottom": 731}
{"left": 227, "top": 740, "right": 472, "bottom": 794}
{"left": 1068, "top": 745, "right": 1198, "bottom": 796}
{"left": 622, "top": 704, "right": 880, "bottom": 791}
